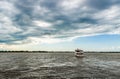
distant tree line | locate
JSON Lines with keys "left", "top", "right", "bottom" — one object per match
{"left": 0, "top": 51, "right": 120, "bottom": 53}
{"left": 85, "top": 51, "right": 120, "bottom": 53}
{"left": 0, "top": 50, "right": 74, "bottom": 53}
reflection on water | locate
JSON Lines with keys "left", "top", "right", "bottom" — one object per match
{"left": 0, "top": 53, "right": 120, "bottom": 79}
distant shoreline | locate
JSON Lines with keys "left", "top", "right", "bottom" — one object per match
{"left": 0, "top": 51, "right": 120, "bottom": 53}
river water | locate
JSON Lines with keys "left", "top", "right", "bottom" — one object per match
{"left": 0, "top": 53, "right": 120, "bottom": 79}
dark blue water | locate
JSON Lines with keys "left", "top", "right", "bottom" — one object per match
{"left": 0, "top": 53, "right": 120, "bottom": 79}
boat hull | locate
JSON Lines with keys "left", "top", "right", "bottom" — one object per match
{"left": 75, "top": 55, "right": 85, "bottom": 58}
{"left": 75, "top": 51, "right": 84, "bottom": 58}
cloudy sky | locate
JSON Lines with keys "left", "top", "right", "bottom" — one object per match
{"left": 0, "top": 0, "right": 120, "bottom": 51}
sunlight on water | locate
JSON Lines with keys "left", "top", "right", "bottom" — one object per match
{"left": 41, "top": 62, "right": 76, "bottom": 67}
{"left": 84, "top": 58, "right": 120, "bottom": 69}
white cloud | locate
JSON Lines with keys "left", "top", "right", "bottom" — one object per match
{"left": 0, "top": 43, "right": 30, "bottom": 51}
{"left": 33, "top": 20, "right": 53, "bottom": 28}
{"left": 102, "top": 46, "right": 120, "bottom": 51}
{"left": 94, "top": 5, "right": 120, "bottom": 23}
{"left": 0, "top": 1, "right": 19, "bottom": 16}
{"left": 26, "top": 36, "right": 70, "bottom": 44}
{"left": 109, "top": 26, "right": 120, "bottom": 34}
{"left": 0, "top": 14, "right": 21, "bottom": 34}
{"left": 33, "top": 5, "right": 50, "bottom": 16}
{"left": 60, "top": 0, "right": 85, "bottom": 10}
{"left": 62, "top": 24, "right": 114, "bottom": 34}
{"left": 0, "top": 0, "right": 21, "bottom": 36}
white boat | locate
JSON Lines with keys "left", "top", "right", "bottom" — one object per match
{"left": 75, "top": 49, "right": 84, "bottom": 58}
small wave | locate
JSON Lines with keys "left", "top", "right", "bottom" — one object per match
{"left": 41, "top": 62, "right": 76, "bottom": 67}
{"left": 84, "top": 58, "right": 120, "bottom": 69}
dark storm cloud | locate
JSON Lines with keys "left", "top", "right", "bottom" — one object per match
{"left": 86, "top": 0, "right": 113, "bottom": 10}
{"left": 0, "top": 0, "right": 120, "bottom": 44}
